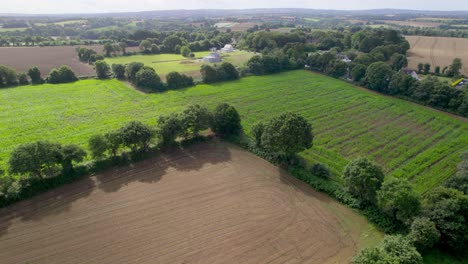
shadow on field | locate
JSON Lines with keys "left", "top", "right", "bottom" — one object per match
{"left": 0, "top": 177, "right": 96, "bottom": 237}
{"left": 0, "top": 141, "right": 232, "bottom": 236}
{"left": 96, "top": 141, "right": 232, "bottom": 193}
{"left": 278, "top": 167, "right": 335, "bottom": 204}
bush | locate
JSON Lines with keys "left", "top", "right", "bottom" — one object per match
{"left": 27, "top": 67, "right": 44, "bottom": 85}
{"left": 409, "top": 217, "right": 440, "bottom": 252}
{"left": 0, "top": 65, "right": 18, "bottom": 87}
{"left": 17, "top": 72, "right": 29, "bottom": 85}
{"left": 135, "top": 67, "right": 163, "bottom": 91}
{"left": 47, "top": 66, "right": 78, "bottom": 84}
{"left": 112, "top": 64, "right": 126, "bottom": 79}
{"left": 309, "top": 163, "right": 330, "bottom": 179}
{"left": 166, "top": 71, "right": 194, "bottom": 90}
{"left": 95, "top": 60, "right": 110, "bottom": 79}
{"left": 353, "top": 235, "right": 423, "bottom": 264}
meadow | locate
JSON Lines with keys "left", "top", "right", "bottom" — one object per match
{"left": 105, "top": 50, "right": 254, "bottom": 79}
{"left": 1, "top": 70, "right": 466, "bottom": 193}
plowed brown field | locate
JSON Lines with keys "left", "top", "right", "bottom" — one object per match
{"left": 0, "top": 45, "right": 138, "bottom": 77}
{"left": 0, "top": 141, "right": 379, "bottom": 264}
{"left": 406, "top": 36, "right": 468, "bottom": 76}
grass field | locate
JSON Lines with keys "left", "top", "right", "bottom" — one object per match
{"left": 105, "top": 50, "right": 254, "bottom": 79}
{"left": 0, "top": 27, "right": 28, "bottom": 32}
{"left": 0, "top": 70, "right": 467, "bottom": 193}
{"left": 0, "top": 141, "right": 381, "bottom": 263}
{"left": 406, "top": 36, "right": 468, "bottom": 76}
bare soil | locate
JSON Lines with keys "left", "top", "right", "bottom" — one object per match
{"left": 406, "top": 36, "right": 468, "bottom": 76}
{"left": 0, "top": 45, "right": 139, "bottom": 77}
{"left": 0, "top": 141, "right": 377, "bottom": 264}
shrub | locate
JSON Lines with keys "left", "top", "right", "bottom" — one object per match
{"left": 409, "top": 217, "right": 440, "bottom": 252}
{"left": 0, "top": 65, "right": 18, "bottom": 87}
{"left": 17, "top": 72, "right": 29, "bottom": 85}
{"left": 135, "top": 67, "right": 163, "bottom": 91}
{"left": 95, "top": 60, "right": 110, "bottom": 79}
{"left": 112, "top": 64, "right": 126, "bottom": 79}
{"left": 166, "top": 71, "right": 194, "bottom": 90}
{"left": 310, "top": 163, "right": 330, "bottom": 179}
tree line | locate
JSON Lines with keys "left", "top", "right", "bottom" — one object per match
{"left": 0, "top": 103, "right": 243, "bottom": 207}
{"left": 0, "top": 64, "right": 78, "bottom": 88}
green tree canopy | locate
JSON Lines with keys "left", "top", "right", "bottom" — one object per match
{"left": 119, "top": 121, "right": 154, "bottom": 152}
{"left": 9, "top": 141, "right": 62, "bottom": 179}
{"left": 377, "top": 178, "right": 421, "bottom": 224}
{"left": 365, "top": 62, "right": 394, "bottom": 92}
{"left": 95, "top": 60, "right": 110, "bottom": 79}
{"left": 180, "top": 105, "right": 212, "bottom": 138}
{"left": 60, "top": 144, "right": 87, "bottom": 174}
{"left": 211, "top": 103, "right": 242, "bottom": 137}
{"left": 343, "top": 157, "right": 384, "bottom": 205}
{"left": 157, "top": 113, "right": 184, "bottom": 146}
{"left": 409, "top": 217, "right": 440, "bottom": 252}
{"left": 260, "top": 112, "right": 313, "bottom": 159}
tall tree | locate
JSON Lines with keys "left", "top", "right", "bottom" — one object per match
{"left": 180, "top": 105, "right": 212, "bottom": 138}
{"left": 27, "top": 66, "right": 43, "bottom": 84}
{"left": 119, "top": 121, "right": 154, "bottom": 152}
{"left": 211, "top": 103, "right": 242, "bottom": 137}
{"left": 60, "top": 144, "right": 87, "bottom": 174}
{"left": 95, "top": 60, "right": 110, "bottom": 79}
{"left": 9, "top": 141, "right": 62, "bottom": 179}
{"left": 260, "top": 112, "right": 313, "bottom": 159}
{"left": 343, "top": 157, "right": 384, "bottom": 205}
{"left": 365, "top": 62, "right": 394, "bottom": 92}
{"left": 377, "top": 178, "right": 421, "bottom": 224}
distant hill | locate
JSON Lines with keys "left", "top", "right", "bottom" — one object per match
{"left": 1, "top": 8, "right": 468, "bottom": 19}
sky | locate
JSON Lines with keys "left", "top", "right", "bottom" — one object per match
{"left": 1, "top": 0, "right": 466, "bottom": 14}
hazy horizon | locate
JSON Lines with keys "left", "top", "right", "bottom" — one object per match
{"left": 1, "top": 0, "right": 467, "bottom": 15}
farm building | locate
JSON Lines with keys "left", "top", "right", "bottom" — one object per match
{"left": 402, "top": 69, "right": 420, "bottom": 80}
{"left": 338, "top": 54, "right": 352, "bottom": 63}
{"left": 221, "top": 44, "right": 234, "bottom": 53}
{"left": 203, "top": 52, "right": 222, "bottom": 63}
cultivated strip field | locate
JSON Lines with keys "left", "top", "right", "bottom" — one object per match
{"left": 0, "top": 71, "right": 467, "bottom": 193}
{"left": 0, "top": 142, "right": 379, "bottom": 264}
{"left": 406, "top": 35, "right": 468, "bottom": 76}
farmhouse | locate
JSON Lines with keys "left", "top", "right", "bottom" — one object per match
{"left": 402, "top": 69, "right": 420, "bottom": 80}
{"left": 221, "top": 44, "right": 234, "bottom": 53}
{"left": 203, "top": 52, "right": 222, "bottom": 63}
{"left": 338, "top": 54, "right": 352, "bottom": 63}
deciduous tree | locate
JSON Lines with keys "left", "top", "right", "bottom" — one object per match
{"left": 343, "top": 157, "right": 384, "bottom": 205}
{"left": 211, "top": 103, "right": 241, "bottom": 137}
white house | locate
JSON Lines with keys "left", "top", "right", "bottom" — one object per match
{"left": 203, "top": 52, "right": 222, "bottom": 63}
{"left": 221, "top": 44, "right": 234, "bottom": 53}
{"left": 402, "top": 69, "right": 420, "bottom": 80}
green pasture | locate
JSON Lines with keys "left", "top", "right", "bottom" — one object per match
{"left": 104, "top": 50, "right": 254, "bottom": 76}
{"left": 0, "top": 70, "right": 466, "bottom": 193}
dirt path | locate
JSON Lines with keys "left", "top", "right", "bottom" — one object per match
{"left": 0, "top": 141, "right": 379, "bottom": 264}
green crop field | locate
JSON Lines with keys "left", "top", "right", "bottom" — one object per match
{"left": 104, "top": 50, "right": 254, "bottom": 77}
{"left": 1, "top": 70, "right": 466, "bottom": 193}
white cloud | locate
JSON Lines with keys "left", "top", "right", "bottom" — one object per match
{"left": 0, "top": 0, "right": 465, "bottom": 14}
